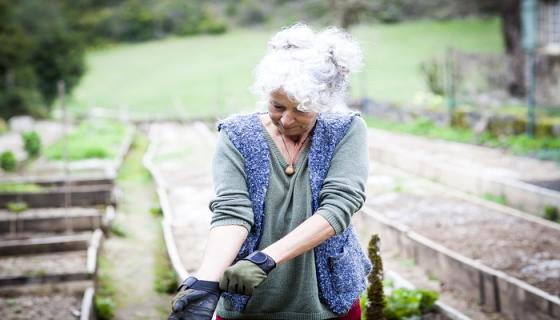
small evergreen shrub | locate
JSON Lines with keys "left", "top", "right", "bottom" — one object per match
{"left": 22, "top": 130, "right": 41, "bottom": 158}
{"left": 0, "top": 151, "right": 17, "bottom": 172}
{"left": 544, "top": 206, "right": 558, "bottom": 222}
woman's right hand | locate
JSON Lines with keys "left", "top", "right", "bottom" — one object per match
{"left": 168, "top": 276, "right": 221, "bottom": 320}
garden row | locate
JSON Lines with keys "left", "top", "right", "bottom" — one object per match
{"left": 0, "top": 117, "right": 134, "bottom": 319}
{"left": 355, "top": 157, "right": 560, "bottom": 320}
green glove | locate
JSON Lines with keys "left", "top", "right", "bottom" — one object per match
{"left": 219, "top": 251, "right": 276, "bottom": 296}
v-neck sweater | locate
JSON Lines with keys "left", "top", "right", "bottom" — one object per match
{"left": 208, "top": 116, "right": 368, "bottom": 319}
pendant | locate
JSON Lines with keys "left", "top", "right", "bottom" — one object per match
{"left": 285, "top": 164, "right": 295, "bottom": 176}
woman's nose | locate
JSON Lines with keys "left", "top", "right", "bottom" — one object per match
{"left": 281, "top": 113, "right": 296, "bottom": 128}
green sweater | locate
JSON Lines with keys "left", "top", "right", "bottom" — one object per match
{"left": 209, "top": 116, "right": 368, "bottom": 320}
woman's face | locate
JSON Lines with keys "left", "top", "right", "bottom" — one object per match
{"left": 267, "top": 90, "right": 317, "bottom": 140}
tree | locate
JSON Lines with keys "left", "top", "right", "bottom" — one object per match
{"left": 0, "top": 0, "right": 86, "bottom": 119}
{"left": 475, "top": 0, "right": 525, "bottom": 97}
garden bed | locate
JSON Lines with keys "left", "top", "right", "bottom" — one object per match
{"left": 355, "top": 161, "right": 560, "bottom": 320}
{"left": 0, "top": 207, "right": 111, "bottom": 234}
{"left": 0, "top": 184, "right": 115, "bottom": 208}
{"left": 0, "top": 284, "right": 95, "bottom": 320}
{"left": 0, "top": 229, "right": 102, "bottom": 287}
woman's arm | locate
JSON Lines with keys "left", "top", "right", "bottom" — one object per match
{"left": 195, "top": 225, "right": 249, "bottom": 281}
{"left": 262, "top": 214, "right": 334, "bottom": 265}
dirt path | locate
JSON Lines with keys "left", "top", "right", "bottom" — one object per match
{"left": 101, "top": 131, "right": 173, "bottom": 320}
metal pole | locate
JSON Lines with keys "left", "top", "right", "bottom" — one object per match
{"left": 445, "top": 47, "right": 456, "bottom": 126}
{"left": 58, "top": 80, "right": 73, "bottom": 233}
{"left": 522, "top": 0, "right": 538, "bottom": 137}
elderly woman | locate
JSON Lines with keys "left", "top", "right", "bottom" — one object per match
{"left": 169, "top": 23, "right": 370, "bottom": 320}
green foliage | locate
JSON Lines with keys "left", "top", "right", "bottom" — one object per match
{"left": 364, "top": 116, "right": 560, "bottom": 163}
{"left": 150, "top": 205, "right": 163, "bottom": 217}
{"left": 77, "top": 0, "right": 228, "bottom": 43}
{"left": 383, "top": 285, "right": 439, "bottom": 320}
{"left": 6, "top": 201, "right": 28, "bottom": 213}
{"left": 0, "top": 118, "right": 8, "bottom": 134}
{"left": 110, "top": 222, "right": 127, "bottom": 238}
{"left": 0, "top": 0, "right": 86, "bottom": 119}
{"left": 21, "top": 130, "right": 41, "bottom": 158}
{"left": 483, "top": 193, "right": 507, "bottom": 205}
{"left": 95, "top": 296, "right": 116, "bottom": 320}
{"left": 154, "top": 226, "right": 178, "bottom": 294}
{"left": 544, "top": 206, "right": 559, "bottom": 222}
{"left": 46, "top": 121, "right": 127, "bottom": 161}
{"left": 0, "top": 151, "right": 17, "bottom": 172}
{"left": 366, "top": 234, "right": 385, "bottom": 319}
{"left": 419, "top": 58, "right": 445, "bottom": 96}
{"left": 0, "top": 183, "right": 42, "bottom": 193}
{"left": 96, "top": 256, "right": 116, "bottom": 320}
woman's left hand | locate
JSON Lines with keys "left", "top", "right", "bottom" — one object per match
{"left": 219, "top": 251, "right": 276, "bottom": 296}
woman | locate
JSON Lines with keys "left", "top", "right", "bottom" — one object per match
{"left": 168, "top": 23, "right": 371, "bottom": 320}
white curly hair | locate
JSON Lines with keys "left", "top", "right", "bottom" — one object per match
{"left": 251, "top": 23, "right": 363, "bottom": 113}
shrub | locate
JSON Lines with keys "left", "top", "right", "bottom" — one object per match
{"left": 367, "top": 234, "right": 386, "bottom": 319}
{"left": 21, "top": 130, "right": 41, "bottom": 158}
{"left": 0, "top": 118, "right": 8, "bottom": 134}
{"left": 0, "top": 151, "right": 17, "bottom": 172}
{"left": 544, "top": 206, "right": 558, "bottom": 222}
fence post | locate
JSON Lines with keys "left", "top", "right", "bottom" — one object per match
{"left": 445, "top": 47, "right": 456, "bottom": 126}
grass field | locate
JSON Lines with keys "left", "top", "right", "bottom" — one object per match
{"left": 66, "top": 18, "right": 502, "bottom": 118}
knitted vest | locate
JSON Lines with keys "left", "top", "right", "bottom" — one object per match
{"left": 217, "top": 112, "right": 372, "bottom": 316}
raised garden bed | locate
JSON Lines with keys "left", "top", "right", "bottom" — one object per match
{"left": 0, "top": 229, "right": 103, "bottom": 287}
{"left": 354, "top": 162, "right": 560, "bottom": 320}
{"left": 366, "top": 128, "right": 560, "bottom": 218}
{"left": 0, "top": 184, "right": 115, "bottom": 208}
{"left": 0, "top": 284, "right": 95, "bottom": 320}
{"left": 0, "top": 206, "right": 113, "bottom": 235}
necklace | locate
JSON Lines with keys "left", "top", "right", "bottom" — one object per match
{"left": 280, "top": 131, "right": 310, "bottom": 176}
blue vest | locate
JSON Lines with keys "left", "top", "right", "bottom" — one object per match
{"left": 217, "top": 112, "right": 371, "bottom": 316}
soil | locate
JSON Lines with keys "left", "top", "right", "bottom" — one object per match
{"left": 364, "top": 163, "right": 560, "bottom": 297}
{"left": 0, "top": 251, "right": 87, "bottom": 278}
{"left": 0, "top": 293, "right": 82, "bottom": 320}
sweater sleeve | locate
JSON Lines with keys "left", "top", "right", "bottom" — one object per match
{"left": 208, "top": 130, "right": 254, "bottom": 232}
{"left": 315, "top": 116, "right": 368, "bottom": 235}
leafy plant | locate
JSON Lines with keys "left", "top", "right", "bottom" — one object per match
{"left": 96, "top": 256, "right": 116, "bottom": 320}
{"left": 0, "top": 151, "right": 17, "bottom": 172}
{"left": 154, "top": 227, "right": 178, "bottom": 294}
{"left": 483, "top": 193, "right": 507, "bottom": 205}
{"left": 21, "top": 130, "right": 41, "bottom": 158}
{"left": 0, "top": 183, "right": 43, "bottom": 193}
{"left": 7, "top": 201, "right": 28, "bottom": 213}
{"left": 384, "top": 287, "right": 438, "bottom": 319}
{"left": 544, "top": 206, "right": 558, "bottom": 222}
{"left": 95, "top": 296, "right": 116, "bottom": 320}
{"left": 110, "top": 222, "right": 127, "bottom": 238}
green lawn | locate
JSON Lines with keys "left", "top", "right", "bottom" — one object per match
{"left": 66, "top": 18, "right": 502, "bottom": 118}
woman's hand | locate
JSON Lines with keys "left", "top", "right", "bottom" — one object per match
{"left": 168, "top": 276, "right": 221, "bottom": 320}
{"left": 219, "top": 251, "right": 276, "bottom": 296}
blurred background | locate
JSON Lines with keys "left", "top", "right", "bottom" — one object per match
{"left": 1, "top": 0, "right": 559, "bottom": 159}
{"left": 0, "top": 1, "right": 559, "bottom": 320}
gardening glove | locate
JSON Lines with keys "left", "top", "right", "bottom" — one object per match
{"left": 168, "top": 276, "right": 221, "bottom": 320}
{"left": 219, "top": 251, "right": 276, "bottom": 296}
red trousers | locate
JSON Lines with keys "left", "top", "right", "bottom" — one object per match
{"left": 215, "top": 298, "right": 361, "bottom": 320}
